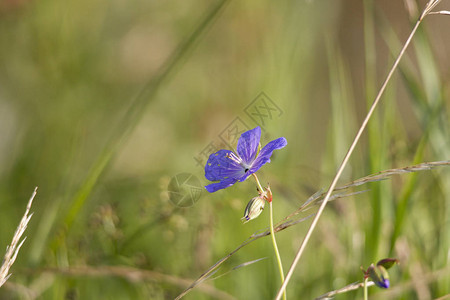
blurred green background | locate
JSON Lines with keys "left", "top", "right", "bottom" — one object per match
{"left": 0, "top": 0, "right": 449, "bottom": 299}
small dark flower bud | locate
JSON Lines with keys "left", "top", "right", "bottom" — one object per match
{"left": 367, "top": 264, "right": 390, "bottom": 289}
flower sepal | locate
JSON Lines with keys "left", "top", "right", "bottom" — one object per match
{"left": 376, "top": 258, "right": 399, "bottom": 270}
{"left": 264, "top": 185, "right": 273, "bottom": 203}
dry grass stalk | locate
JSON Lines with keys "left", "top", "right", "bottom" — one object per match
{"left": 421, "top": 0, "right": 443, "bottom": 19}
{"left": 282, "top": 160, "right": 450, "bottom": 220}
{"left": 0, "top": 187, "right": 37, "bottom": 288}
{"left": 315, "top": 281, "right": 375, "bottom": 300}
{"left": 428, "top": 10, "right": 450, "bottom": 15}
{"left": 275, "top": 1, "right": 446, "bottom": 298}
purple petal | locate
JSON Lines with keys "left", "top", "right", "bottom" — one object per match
{"left": 205, "top": 149, "right": 245, "bottom": 181}
{"left": 250, "top": 137, "right": 287, "bottom": 173}
{"left": 376, "top": 279, "right": 389, "bottom": 289}
{"left": 237, "top": 127, "right": 261, "bottom": 165}
{"left": 205, "top": 178, "right": 237, "bottom": 193}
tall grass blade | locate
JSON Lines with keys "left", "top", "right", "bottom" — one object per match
{"left": 54, "top": 0, "right": 230, "bottom": 244}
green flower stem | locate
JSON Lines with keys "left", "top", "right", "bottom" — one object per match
{"left": 269, "top": 201, "right": 286, "bottom": 300}
{"left": 363, "top": 277, "right": 368, "bottom": 300}
{"left": 252, "top": 173, "right": 265, "bottom": 194}
{"left": 252, "top": 174, "right": 286, "bottom": 300}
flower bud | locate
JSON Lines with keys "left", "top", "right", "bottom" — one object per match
{"left": 241, "top": 196, "right": 265, "bottom": 223}
{"left": 367, "top": 264, "right": 390, "bottom": 289}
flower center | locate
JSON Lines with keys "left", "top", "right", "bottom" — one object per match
{"left": 226, "top": 152, "right": 242, "bottom": 164}
{"left": 226, "top": 152, "right": 250, "bottom": 172}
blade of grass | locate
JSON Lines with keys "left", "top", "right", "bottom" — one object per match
{"left": 49, "top": 0, "right": 230, "bottom": 250}
{"left": 325, "top": 37, "right": 355, "bottom": 180}
{"left": 364, "top": 0, "right": 384, "bottom": 261}
{"left": 376, "top": 6, "right": 449, "bottom": 262}
{"left": 391, "top": 13, "right": 450, "bottom": 296}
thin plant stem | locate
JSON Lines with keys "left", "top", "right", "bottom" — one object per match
{"left": 315, "top": 280, "right": 376, "bottom": 299}
{"left": 364, "top": 277, "right": 369, "bottom": 300}
{"left": 275, "top": 9, "right": 427, "bottom": 300}
{"left": 252, "top": 174, "right": 286, "bottom": 300}
{"left": 269, "top": 201, "right": 286, "bottom": 300}
{"left": 252, "top": 173, "right": 265, "bottom": 194}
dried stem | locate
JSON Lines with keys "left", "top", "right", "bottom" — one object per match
{"left": 315, "top": 280, "right": 375, "bottom": 300}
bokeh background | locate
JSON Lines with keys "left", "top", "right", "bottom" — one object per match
{"left": 0, "top": 0, "right": 449, "bottom": 299}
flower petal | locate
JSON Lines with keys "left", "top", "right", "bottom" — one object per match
{"left": 205, "top": 178, "right": 237, "bottom": 193}
{"left": 205, "top": 149, "right": 245, "bottom": 181}
{"left": 250, "top": 137, "right": 287, "bottom": 173}
{"left": 237, "top": 127, "right": 261, "bottom": 165}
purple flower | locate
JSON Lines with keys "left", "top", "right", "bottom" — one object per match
{"left": 204, "top": 127, "right": 287, "bottom": 193}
